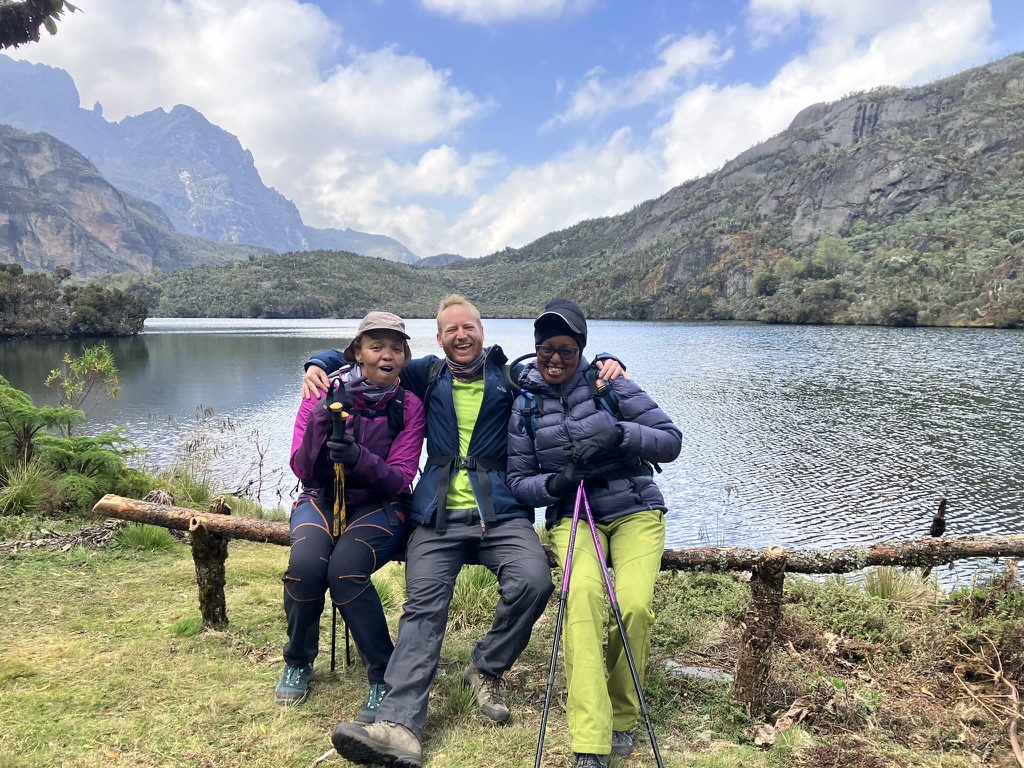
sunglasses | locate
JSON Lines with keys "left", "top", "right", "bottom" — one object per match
{"left": 535, "top": 345, "right": 580, "bottom": 361}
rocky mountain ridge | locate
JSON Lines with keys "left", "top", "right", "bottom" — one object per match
{"left": 3, "top": 51, "right": 1023, "bottom": 326}
{"left": 474, "top": 51, "right": 1024, "bottom": 323}
{"left": 0, "top": 54, "right": 419, "bottom": 265}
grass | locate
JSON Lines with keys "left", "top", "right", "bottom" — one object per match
{"left": 2, "top": 531, "right": 1023, "bottom": 767}
{"left": 0, "top": 461, "right": 58, "bottom": 518}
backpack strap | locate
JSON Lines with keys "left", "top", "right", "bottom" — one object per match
{"left": 424, "top": 454, "right": 505, "bottom": 534}
{"left": 346, "top": 386, "right": 405, "bottom": 441}
{"left": 517, "top": 365, "right": 613, "bottom": 443}
{"left": 386, "top": 386, "right": 405, "bottom": 439}
{"left": 422, "top": 358, "right": 447, "bottom": 411}
{"left": 585, "top": 364, "right": 620, "bottom": 418}
{"left": 518, "top": 390, "right": 542, "bottom": 441}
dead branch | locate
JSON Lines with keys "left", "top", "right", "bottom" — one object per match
{"left": 93, "top": 494, "right": 289, "bottom": 545}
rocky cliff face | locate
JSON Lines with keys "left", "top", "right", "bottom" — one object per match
{"left": 0, "top": 125, "right": 266, "bottom": 277}
{"left": 101, "top": 104, "right": 310, "bottom": 253}
{"left": 0, "top": 125, "right": 159, "bottom": 275}
{"left": 0, "top": 55, "right": 418, "bottom": 263}
{"left": 606, "top": 54, "right": 1024, "bottom": 300}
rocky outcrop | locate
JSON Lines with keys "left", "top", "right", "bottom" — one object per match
{"left": 106, "top": 104, "right": 310, "bottom": 253}
{"left": 629, "top": 54, "right": 1024, "bottom": 252}
{"left": 0, "top": 125, "right": 158, "bottom": 274}
{"left": 0, "top": 125, "right": 264, "bottom": 276}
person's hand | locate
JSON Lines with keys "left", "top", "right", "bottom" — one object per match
{"left": 570, "top": 425, "right": 623, "bottom": 463}
{"left": 595, "top": 358, "right": 628, "bottom": 381}
{"left": 302, "top": 365, "right": 331, "bottom": 400}
{"left": 327, "top": 434, "right": 361, "bottom": 466}
{"left": 546, "top": 462, "right": 594, "bottom": 498}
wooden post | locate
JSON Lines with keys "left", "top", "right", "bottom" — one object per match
{"left": 190, "top": 496, "right": 232, "bottom": 629}
{"left": 733, "top": 545, "right": 787, "bottom": 718}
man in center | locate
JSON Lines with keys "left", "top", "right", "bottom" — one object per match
{"left": 301, "top": 294, "right": 623, "bottom": 768}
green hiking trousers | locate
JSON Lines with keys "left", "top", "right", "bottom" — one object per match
{"left": 549, "top": 509, "right": 666, "bottom": 755}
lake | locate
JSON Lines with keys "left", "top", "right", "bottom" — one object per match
{"left": 3, "top": 318, "right": 1023, "bottom": 588}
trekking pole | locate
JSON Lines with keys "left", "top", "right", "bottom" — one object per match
{"left": 579, "top": 485, "right": 665, "bottom": 768}
{"left": 329, "top": 390, "right": 348, "bottom": 537}
{"left": 535, "top": 482, "right": 586, "bottom": 768}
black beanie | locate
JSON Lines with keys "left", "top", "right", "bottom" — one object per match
{"left": 534, "top": 298, "right": 587, "bottom": 351}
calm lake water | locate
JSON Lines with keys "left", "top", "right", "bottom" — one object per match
{"left": 3, "top": 318, "right": 1023, "bottom": 587}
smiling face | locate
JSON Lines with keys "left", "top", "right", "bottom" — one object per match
{"left": 354, "top": 330, "right": 407, "bottom": 387}
{"left": 436, "top": 302, "right": 484, "bottom": 364}
{"left": 536, "top": 333, "right": 580, "bottom": 385}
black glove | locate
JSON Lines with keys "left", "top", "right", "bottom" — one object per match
{"left": 570, "top": 425, "right": 623, "bottom": 464}
{"left": 547, "top": 462, "right": 594, "bottom": 498}
{"left": 327, "top": 434, "right": 361, "bottom": 466}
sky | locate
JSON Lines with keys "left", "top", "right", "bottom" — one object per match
{"left": 9, "top": 0, "right": 1024, "bottom": 258}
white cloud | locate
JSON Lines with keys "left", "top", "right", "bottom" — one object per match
{"left": 300, "top": 145, "right": 503, "bottom": 254}
{"left": 551, "top": 32, "right": 733, "bottom": 124}
{"left": 443, "top": 130, "right": 664, "bottom": 256}
{"left": 420, "top": 0, "right": 596, "bottom": 24}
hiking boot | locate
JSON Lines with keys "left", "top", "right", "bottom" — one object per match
{"left": 354, "top": 682, "right": 389, "bottom": 724}
{"left": 462, "top": 665, "right": 511, "bottom": 725}
{"left": 611, "top": 729, "right": 634, "bottom": 756}
{"left": 331, "top": 720, "right": 421, "bottom": 768}
{"left": 574, "top": 754, "right": 608, "bottom": 768}
{"left": 274, "top": 663, "right": 312, "bottom": 705}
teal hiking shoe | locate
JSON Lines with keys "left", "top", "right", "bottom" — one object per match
{"left": 355, "top": 682, "right": 389, "bottom": 723}
{"left": 275, "top": 663, "right": 313, "bottom": 705}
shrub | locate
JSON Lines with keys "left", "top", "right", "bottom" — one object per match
{"left": 0, "top": 460, "right": 59, "bottom": 516}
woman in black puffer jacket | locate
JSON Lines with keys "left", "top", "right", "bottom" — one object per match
{"left": 506, "top": 299, "right": 681, "bottom": 768}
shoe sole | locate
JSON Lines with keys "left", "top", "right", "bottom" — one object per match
{"left": 331, "top": 723, "right": 421, "bottom": 768}
{"left": 353, "top": 711, "right": 376, "bottom": 724}
{"left": 275, "top": 691, "right": 308, "bottom": 706}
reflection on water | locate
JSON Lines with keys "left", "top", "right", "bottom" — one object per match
{"left": 3, "top": 318, "right": 1023, "bottom": 588}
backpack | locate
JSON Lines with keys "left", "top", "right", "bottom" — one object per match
{"left": 422, "top": 358, "right": 447, "bottom": 411}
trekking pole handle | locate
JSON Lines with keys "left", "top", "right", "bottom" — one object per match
{"left": 329, "top": 401, "right": 348, "bottom": 439}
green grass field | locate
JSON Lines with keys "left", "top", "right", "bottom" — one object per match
{"left": 2, "top": 528, "right": 1022, "bottom": 767}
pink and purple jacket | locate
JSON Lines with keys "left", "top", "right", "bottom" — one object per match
{"left": 290, "top": 378, "right": 425, "bottom": 509}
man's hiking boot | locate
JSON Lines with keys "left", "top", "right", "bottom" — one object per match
{"left": 331, "top": 720, "right": 421, "bottom": 768}
{"left": 355, "top": 682, "right": 388, "bottom": 724}
{"left": 611, "top": 729, "right": 634, "bottom": 756}
{"left": 274, "top": 663, "right": 312, "bottom": 705}
{"left": 463, "top": 665, "right": 511, "bottom": 725}
{"left": 574, "top": 754, "right": 608, "bottom": 768}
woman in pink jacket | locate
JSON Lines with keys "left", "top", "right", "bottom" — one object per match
{"left": 277, "top": 312, "right": 425, "bottom": 725}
